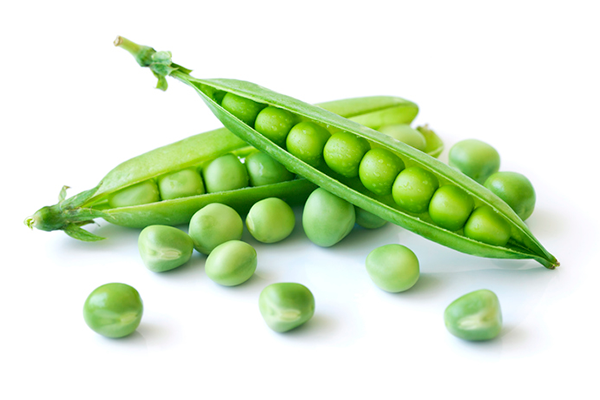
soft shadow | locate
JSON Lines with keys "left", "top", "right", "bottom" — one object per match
{"left": 97, "top": 330, "right": 147, "bottom": 349}
{"left": 136, "top": 322, "right": 172, "bottom": 343}
{"left": 275, "top": 313, "right": 339, "bottom": 339}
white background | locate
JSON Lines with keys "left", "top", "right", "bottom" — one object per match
{"left": 2, "top": 1, "right": 599, "bottom": 398}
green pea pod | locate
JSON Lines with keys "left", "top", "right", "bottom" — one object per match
{"left": 116, "top": 38, "right": 558, "bottom": 269}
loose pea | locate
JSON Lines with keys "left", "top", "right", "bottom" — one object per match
{"left": 220, "top": 92, "right": 266, "bottom": 126}
{"left": 484, "top": 171, "right": 536, "bottom": 220}
{"left": 302, "top": 188, "right": 355, "bottom": 247}
{"left": 202, "top": 154, "right": 249, "bottom": 193}
{"left": 365, "top": 244, "right": 419, "bottom": 292}
{"left": 107, "top": 180, "right": 160, "bottom": 208}
{"left": 188, "top": 203, "right": 243, "bottom": 254}
{"left": 448, "top": 139, "right": 500, "bottom": 184}
{"left": 254, "top": 106, "right": 296, "bottom": 147}
{"left": 444, "top": 289, "right": 502, "bottom": 341}
{"left": 359, "top": 148, "right": 405, "bottom": 196}
{"left": 286, "top": 121, "right": 331, "bottom": 167}
{"left": 323, "top": 131, "right": 371, "bottom": 178}
{"left": 392, "top": 166, "right": 439, "bottom": 213}
{"left": 158, "top": 168, "right": 205, "bottom": 200}
{"left": 245, "top": 152, "right": 294, "bottom": 187}
{"left": 355, "top": 207, "right": 387, "bottom": 229}
{"left": 83, "top": 283, "right": 143, "bottom": 338}
{"left": 428, "top": 185, "right": 474, "bottom": 231}
{"left": 463, "top": 205, "right": 511, "bottom": 246}
{"left": 379, "top": 124, "right": 426, "bottom": 151}
{"left": 138, "top": 225, "right": 194, "bottom": 272}
{"left": 246, "top": 198, "right": 295, "bottom": 243}
{"left": 259, "top": 283, "right": 315, "bottom": 333}
{"left": 205, "top": 240, "right": 257, "bottom": 286}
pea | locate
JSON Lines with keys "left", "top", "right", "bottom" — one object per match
{"left": 138, "top": 225, "right": 194, "bottom": 272}
{"left": 358, "top": 148, "right": 405, "bottom": 196}
{"left": 463, "top": 205, "right": 511, "bottom": 246}
{"left": 323, "top": 131, "right": 371, "bottom": 178}
{"left": 246, "top": 198, "right": 295, "bottom": 243}
{"left": 83, "top": 283, "right": 143, "bottom": 338}
{"left": 205, "top": 240, "right": 257, "bottom": 286}
{"left": 107, "top": 180, "right": 160, "bottom": 208}
{"left": 259, "top": 283, "right": 315, "bottom": 333}
{"left": 157, "top": 168, "right": 205, "bottom": 200}
{"left": 245, "top": 151, "right": 294, "bottom": 187}
{"left": 448, "top": 139, "right": 500, "bottom": 184}
{"left": 355, "top": 207, "right": 387, "bottom": 229}
{"left": 378, "top": 124, "right": 426, "bottom": 151}
{"left": 188, "top": 203, "right": 243, "bottom": 254}
{"left": 202, "top": 154, "right": 249, "bottom": 193}
{"left": 484, "top": 171, "right": 536, "bottom": 221}
{"left": 444, "top": 289, "right": 502, "bottom": 341}
{"left": 302, "top": 188, "right": 355, "bottom": 247}
{"left": 254, "top": 106, "right": 296, "bottom": 147}
{"left": 286, "top": 121, "right": 331, "bottom": 167}
{"left": 428, "top": 185, "right": 474, "bottom": 231}
{"left": 220, "top": 92, "right": 266, "bottom": 126}
{"left": 392, "top": 166, "right": 439, "bottom": 213}
{"left": 365, "top": 244, "right": 419, "bottom": 292}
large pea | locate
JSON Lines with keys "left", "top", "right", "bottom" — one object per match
{"left": 302, "top": 188, "right": 355, "bottom": 247}
{"left": 254, "top": 106, "right": 296, "bottom": 147}
{"left": 444, "top": 289, "right": 502, "bottom": 341}
{"left": 83, "top": 283, "right": 143, "bottom": 338}
{"left": 246, "top": 198, "right": 295, "bottom": 244}
{"left": 202, "top": 154, "right": 249, "bottom": 193}
{"left": 259, "top": 283, "right": 315, "bottom": 333}
{"left": 359, "top": 148, "right": 405, "bottom": 196}
{"left": 205, "top": 240, "right": 257, "bottom": 286}
{"left": 220, "top": 92, "right": 266, "bottom": 126}
{"left": 138, "top": 225, "right": 194, "bottom": 272}
{"left": 463, "top": 205, "right": 511, "bottom": 246}
{"left": 392, "top": 166, "right": 439, "bottom": 213}
{"left": 188, "top": 203, "right": 243, "bottom": 254}
{"left": 484, "top": 171, "right": 536, "bottom": 220}
{"left": 323, "top": 132, "right": 371, "bottom": 178}
{"left": 379, "top": 124, "right": 426, "bottom": 151}
{"left": 366, "top": 244, "right": 420, "bottom": 292}
{"left": 107, "top": 180, "right": 160, "bottom": 208}
{"left": 428, "top": 185, "right": 474, "bottom": 231}
{"left": 245, "top": 152, "right": 294, "bottom": 187}
{"left": 158, "top": 168, "right": 205, "bottom": 200}
{"left": 286, "top": 121, "right": 331, "bottom": 167}
{"left": 355, "top": 207, "right": 388, "bottom": 229}
{"left": 449, "top": 139, "right": 500, "bottom": 184}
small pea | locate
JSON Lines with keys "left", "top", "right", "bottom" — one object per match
{"left": 444, "top": 289, "right": 502, "bottom": 341}
{"left": 188, "top": 203, "right": 243, "bottom": 254}
{"left": 205, "top": 240, "right": 257, "bottom": 286}
{"left": 107, "top": 180, "right": 160, "bottom": 208}
{"left": 245, "top": 151, "right": 294, "bottom": 187}
{"left": 220, "top": 92, "right": 266, "bottom": 126}
{"left": 259, "top": 283, "right": 315, "bottom": 333}
{"left": 202, "top": 154, "right": 249, "bottom": 193}
{"left": 463, "top": 206, "right": 511, "bottom": 246}
{"left": 254, "top": 106, "right": 296, "bottom": 147}
{"left": 365, "top": 244, "right": 419, "bottom": 292}
{"left": 138, "top": 225, "right": 194, "bottom": 272}
{"left": 484, "top": 171, "right": 536, "bottom": 220}
{"left": 359, "top": 148, "right": 405, "bottom": 196}
{"left": 355, "top": 207, "right": 388, "bottom": 229}
{"left": 392, "top": 166, "right": 439, "bottom": 213}
{"left": 378, "top": 124, "right": 427, "bottom": 151}
{"left": 158, "top": 168, "right": 205, "bottom": 200}
{"left": 302, "top": 188, "right": 355, "bottom": 247}
{"left": 428, "top": 185, "right": 474, "bottom": 231}
{"left": 83, "top": 283, "right": 143, "bottom": 338}
{"left": 449, "top": 139, "right": 500, "bottom": 184}
{"left": 286, "top": 121, "right": 331, "bottom": 167}
{"left": 323, "top": 131, "right": 371, "bottom": 178}
{"left": 246, "top": 198, "right": 295, "bottom": 244}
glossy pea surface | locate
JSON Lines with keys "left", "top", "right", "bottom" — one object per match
{"left": 355, "top": 207, "right": 387, "bottom": 229}
{"left": 245, "top": 151, "right": 294, "bottom": 187}
{"left": 202, "top": 154, "right": 248, "bottom": 193}
{"left": 259, "top": 283, "right": 315, "bottom": 333}
{"left": 83, "top": 283, "right": 143, "bottom": 338}
{"left": 449, "top": 139, "right": 500, "bottom": 184}
{"left": 463, "top": 206, "right": 511, "bottom": 246}
{"left": 188, "top": 203, "right": 243, "bottom": 254}
{"left": 359, "top": 148, "right": 405, "bottom": 196}
{"left": 392, "top": 166, "right": 439, "bottom": 213}
{"left": 365, "top": 244, "right": 419, "bottom": 292}
{"left": 484, "top": 171, "right": 536, "bottom": 220}
{"left": 205, "top": 240, "right": 257, "bottom": 286}
{"left": 323, "top": 131, "right": 371, "bottom": 178}
{"left": 254, "top": 106, "right": 296, "bottom": 147}
{"left": 302, "top": 188, "right": 355, "bottom": 247}
{"left": 444, "top": 289, "right": 502, "bottom": 341}
{"left": 107, "top": 180, "right": 160, "bottom": 208}
{"left": 286, "top": 121, "right": 331, "bottom": 167}
{"left": 429, "top": 185, "right": 474, "bottom": 231}
{"left": 246, "top": 198, "right": 295, "bottom": 243}
{"left": 138, "top": 225, "right": 194, "bottom": 272}
{"left": 221, "top": 92, "right": 266, "bottom": 126}
{"left": 158, "top": 168, "right": 205, "bottom": 200}
{"left": 379, "top": 124, "right": 426, "bottom": 151}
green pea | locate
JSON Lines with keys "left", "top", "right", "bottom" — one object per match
{"left": 254, "top": 106, "right": 296, "bottom": 147}
{"left": 245, "top": 151, "right": 294, "bottom": 187}
{"left": 302, "top": 188, "right": 355, "bottom": 247}
{"left": 484, "top": 171, "right": 536, "bottom": 220}
{"left": 392, "top": 166, "right": 439, "bottom": 213}
{"left": 355, "top": 207, "right": 387, "bottom": 229}
{"left": 286, "top": 121, "right": 331, "bottom": 167}
{"left": 378, "top": 124, "right": 426, "bottom": 151}
{"left": 449, "top": 139, "right": 500, "bottom": 184}
{"left": 205, "top": 240, "right": 257, "bottom": 286}
{"left": 138, "top": 225, "right": 194, "bottom": 272}
{"left": 157, "top": 168, "right": 205, "bottom": 200}
{"left": 444, "top": 289, "right": 502, "bottom": 341}
{"left": 463, "top": 206, "right": 511, "bottom": 246}
{"left": 202, "top": 154, "right": 249, "bottom": 193}
{"left": 259, "top": 283, "right": 315, "bottom": 333}
{"left": 359, "top": 148, "right": 405, "bottom": 196}
{"left": 323, "top": 131, "right": 371, "bottom": 178}
{"left": 428, "top": 185, "right": 474, "bottom": 231}
{"left": 220, "top": 92, "right": 266, "bottom": 126}
{"left": 188, "top": 203, "right": 243, "bottom": 254}
{"left": 83, "top": 283, "right": 143, "bottom": 338}
{"left": 107, "top": 180, "right": 160, "bottom": 208}
{"left": 246, "top": 198, "right": 295, "bottom": 243}
{"left": 365, "top": 244, "right": 419, "bottom": 292}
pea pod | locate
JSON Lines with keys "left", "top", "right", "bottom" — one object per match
{"left": 116, "top": 37, "right": 558, "bottom": 268}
